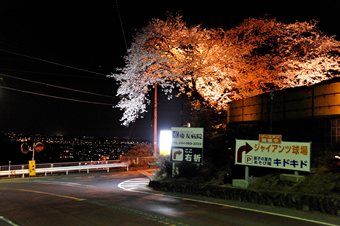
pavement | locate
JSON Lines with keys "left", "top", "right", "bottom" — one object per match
{"left": 132, "top": 168, "right": 340, "bottom": 225}
{"left": 137, "top": 168, "right": 158, "bottom": 179}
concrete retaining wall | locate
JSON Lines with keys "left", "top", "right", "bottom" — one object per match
{"left": 149, "top": 181, "right": 340, "bottom": 216}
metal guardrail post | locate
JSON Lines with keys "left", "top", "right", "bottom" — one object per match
{"left": 22, "top": 165, "right": 24, "bottom": 178}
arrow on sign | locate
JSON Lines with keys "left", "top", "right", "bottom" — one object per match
{"left": 237, "top": 142, "right": 253, "bottom": 163}
{"left": 173, "top": 150, "right": 182, "bottom": 159}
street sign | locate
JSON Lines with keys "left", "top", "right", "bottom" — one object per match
{"left": 172, "top": 148, "right": 184, "bottom": 161}
{"left": 235, "top": 138, "right": 311, "bottom": 172}
{"left": 259, "top": 134, "right": 282, "bottom": 143}
{"left": 170, "top": 127, "right": 204, "bottom": 164}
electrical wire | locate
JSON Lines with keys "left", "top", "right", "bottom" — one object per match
{"left": 0, "top": 85, "right": 117, "bottom": 106}
{"left": 0, "top": 27, "right": 122, "bottom": 106}
{"left": 0, "top": 48, "right": 107, "bottom": 76}
{"left": 115, "top": 0, "right": 133, "bottom": 138}
{"left": 0, "top": 73, "right": 120, "bottom": 99}
{"left": 115, "top": 0, "right": 128, "bottom": 51}
{"left": 0, "top": 68, "right": 112, "bottom": 80}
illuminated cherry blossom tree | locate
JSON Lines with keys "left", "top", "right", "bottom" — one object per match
{"left": 227, "top": 17, "right": 340, "bottom": 98}
{"left": 108, "top": 15, "right": 340, "bottom": 126}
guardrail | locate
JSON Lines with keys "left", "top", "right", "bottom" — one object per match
{"left": 0, "top": 160, "right": 128, "bottom": 178}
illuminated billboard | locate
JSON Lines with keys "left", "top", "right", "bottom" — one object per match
{"left": 235, "top": 135, "right": 311, "bottom": 172}
{"left": 170, "top": 127, "right": 204, "bottom": 164}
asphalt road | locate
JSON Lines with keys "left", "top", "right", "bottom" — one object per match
{"left": 0, "top": 169, "right": 339, "bottom": 226}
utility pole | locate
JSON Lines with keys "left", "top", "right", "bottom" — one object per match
{"left": 154, "top": 84, "right": 157, "bottom": 154}
{"left": 270, "top": 90, "right": 274, "bottom": 133}
{"left": 181, "top": 94, "right": 184, "bottom": 126}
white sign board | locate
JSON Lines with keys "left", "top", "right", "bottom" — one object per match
{"left": 170, "top": 127, "right": 203, "bottom": 163}
{"left": 235, "top": 139, "right": 311, "bottom": 172}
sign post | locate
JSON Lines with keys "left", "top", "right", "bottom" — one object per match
{"left": 8, "top": 161, "right": 11, "bottom": 177}
{"left": 21, "top": 142, "right": 44, "bottom": 177}
{"left": 29, "top": 160, "right": 36, "bottom": 177}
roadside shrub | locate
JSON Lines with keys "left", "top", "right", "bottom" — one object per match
{"left": 154, "top": 155, "right": 172, "bottom": 179}
{"left": 137, "top": 157, "right": 151, "bottom": 167}
{"left": 297, "top": 166, "right": 340, "bottom": 195}
{"left": 126, "top": 143, "right": 153, "bottom": 157}
{"left": 129, "top": 162, "right": 139, "bottom": 168}
{"left": 176, "top": 162, "right": 201, "bottom": 179}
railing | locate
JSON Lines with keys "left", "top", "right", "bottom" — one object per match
{"left": 0, "top": 160, "right": 128, "bottom": 178}
{"left": 119, "top": 156, "right": 156, "bottom": 167}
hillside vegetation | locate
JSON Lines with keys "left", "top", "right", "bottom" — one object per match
{"left": 155, "top": 152, "right": 340, "bottom": 198}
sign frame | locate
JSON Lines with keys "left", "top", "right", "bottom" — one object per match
{"left": 235, "top": 138, "right": 311, "bottom": 172}
{"left": 170, "top": 127, "right": 204, "bottom": 164}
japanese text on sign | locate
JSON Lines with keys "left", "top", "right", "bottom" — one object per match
{"left": 259, "top": 134, "right": 282, "bottom": 143}
{"left": 171, "top": 127, "right": 204, "bottom": 163}
{"left": 253, "top": 143, "right": 309, "bottom": 155}
{"left": 235, "top": 139, "right": 311, "bottom": 172}
{"left": 172, "top": 128, "right": 203, "bottom": 148}
{"left": 184, "top": 148, "right": 202, "bottom": 162}
{"left": 248, "top": 156, "right": 308, "bottom": 169}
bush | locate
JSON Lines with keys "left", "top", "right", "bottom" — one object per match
{"left": 137, "top": 158, "right": 151, "bottom": 167}
{"left": 297, "top": 166, "right": 340, "bottom": 195}
{"left": 154, "top": 155, "right": 172, "bottom": 179}
{"left": 129, "top": 162, "right": 139, "bottom": 168}
{"left": 126, "top": 143, "right": 153, "bottom": 157}
{"left": 176, "top": 162, "right": 201, "bottom": 179}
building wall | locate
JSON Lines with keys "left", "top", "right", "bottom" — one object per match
{"left": 228, "top": 78, "right": 340, "bottom": 147}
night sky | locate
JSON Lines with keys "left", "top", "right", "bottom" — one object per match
{"left": 0, "top": 1, "right": 339, "bottom": 140}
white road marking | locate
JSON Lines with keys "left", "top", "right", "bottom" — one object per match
{"left": 37, "top": 181, "right": 82, "bottom": 186}
{"left": 30, "top": 177, "right": 98, "bottom": 188}
{"left": 0, "top": 216, "right": 19, "bottom": 226}
{"left": 118, "top": 178, "right": 150, "bottom": 191}
{"left": 176, "top": 198, "right": 338, "bottom": 226}
{"left": 34, "top": 181, "right": 97, "bottom": 188}
{"left": 118, "top": 180, "right": 338, "bottom": 226}
{"left": 137, "top": 170, "right": 154, "bottom": 179}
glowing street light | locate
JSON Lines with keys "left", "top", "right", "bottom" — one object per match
{"left": 159, "top": 130, "right": 172, "bottom": 156}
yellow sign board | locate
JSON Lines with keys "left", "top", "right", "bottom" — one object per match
{"left": 29, "top": 160, "right": 36, "bottom": 177}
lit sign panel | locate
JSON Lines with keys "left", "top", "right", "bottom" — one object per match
{"left": 235, "top": 136, "right": 311, "bottom": 172}
{"left": 170, "top": 127, "right": 204, "bottom": 164}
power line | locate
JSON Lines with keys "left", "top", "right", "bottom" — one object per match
{"left": 0, "top": 48, "right": 107, "bottom": 76}
{"left": 0, "top": 85, "right": 117, "bottom": 106}
{"left": 0, "top": 73, "right": 120, "bottom": 99}
{"left": 115, "top": 0, "right": 128, "bottom": 51}
{"left": 0, "top": 68, "right": 112, "bottom": 80}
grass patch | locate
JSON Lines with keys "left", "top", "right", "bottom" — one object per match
{"left": 245, "top": 165, "right": 340, "bottom": 197}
